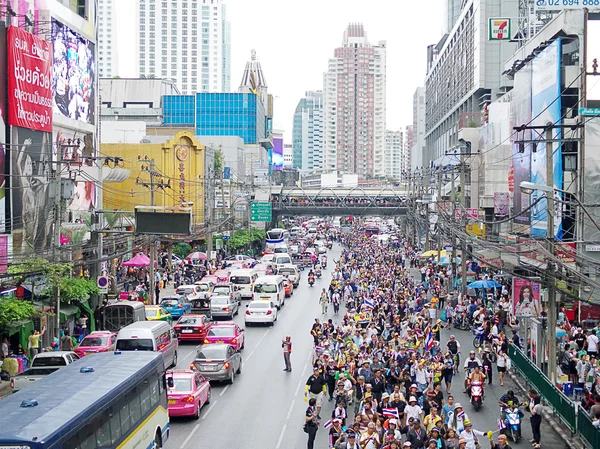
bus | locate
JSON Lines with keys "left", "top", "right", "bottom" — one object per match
{"left": 104, "top": 300, "right": 147, "bottom": 332}
{"left": 364, "top": 225, "right": 380, "bottom": 237}
{"left": 0, "top": 351, "right": 171, "bottom": 449}
{"left": 266, "top": 228, "right": 290, "bottom": 245}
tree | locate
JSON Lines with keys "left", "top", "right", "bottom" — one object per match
{"left": 214, "top": 148, "right": 224, "bottom": 176}
{"left": 173, "top": 243, "right": 193, "bottom": 259}
{"left": 58, "top": 278, "right": 99, "bottom": 303}
{"left": 7, "top": 259, "right": 72, "bottom": 300}
{"left": 0, "top": 299, "right": 36, "bottom": 327}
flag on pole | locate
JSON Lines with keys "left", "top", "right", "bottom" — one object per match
{"left": 425, "top": 328, "right": 435, "bottom": 351}
{"left": 323, "top": 420, "right": 334, "bottom": 430}
{"left": 363, "top": 299, "right": 375, "bottom": 309}
{"left": 497, "top": 419, "right": 507, "bottom": 430}
{"left": 382, "top": 408, "right": 400, "bottom": 419}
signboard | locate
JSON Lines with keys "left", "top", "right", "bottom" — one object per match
{"left": 97, "top": 276, "right": 108, "bottom": 294}
{"left": 494, "top": 192, "right": 510, "bottom": 217}
{"left": 579, "top": 107, "right": 600, "bottom": 116}
{"left": 489, "top": 18, "right": 511, "bottom": 40}
{"left": 7, "top": 26, "right": 53, "bottom": 132}
{"left": 223, "top": 166, "right": 231, "bottom": 179}
{"left": 586, "top": 245, "right": 600, "bottom": 252}
{"left": 512, "top": 277, "right": 542, "bottom": 317}
{"left": 535, "top": 1, "right": 600, "bottom": 12}
{"left": 455, "top": 208, "right": 479, "bottom": 219}
{"left": 250, "top": 201, "right": 272, "bottom": 222}
{"left": 555, "top": 242, "right": 576, "bottom": 264}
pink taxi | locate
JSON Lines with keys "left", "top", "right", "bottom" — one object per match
{"left": 166, "top": 369, "right": 211, "bottom": 419}
{"left": 74, "top": 331, "right": 117, "bottom": 358}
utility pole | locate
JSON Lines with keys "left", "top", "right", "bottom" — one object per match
{"left": 437, "top": 167, "right": 443, "bottom": 262}
{"left": 545, "top": 126, "right": 557, "bottom": 384}
{"left": 451, "top": 167, "right": 457, "bottom": 293}
{"left": 460, "top": 158, "right": 468, "bottom": 298}
{"left": 425, "top": 167, "right": 430, "bottom": 252}
{"left": 53, "top": 142, "right": 62, "bottom": 336}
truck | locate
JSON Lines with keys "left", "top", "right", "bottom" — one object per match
{"left": 10, "top": 351, "right": 80, "bottom": 393}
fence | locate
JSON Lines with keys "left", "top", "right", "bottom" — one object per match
{"left": 508, "top": 344, "right": 577, "bottom": 432}
{"left": 578, "top": 405, "right": 600, "bottom": 449}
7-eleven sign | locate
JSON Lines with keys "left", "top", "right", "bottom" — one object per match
{"left": 489, "top": 18, "right": 511, "bottom": 41}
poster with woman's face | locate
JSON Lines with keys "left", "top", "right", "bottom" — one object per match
{"left": 512, "top": 277, "right": 541, "bottom": 317}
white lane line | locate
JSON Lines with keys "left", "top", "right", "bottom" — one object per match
{"left": 301, "top": 363, "right": 308, "bottom": 377}
{"left": 275, "top": 425, "right": 287, "bottom": 449}
{"left": 286, "top": 400, "right": 296, "bottom": 420}
{"left": 219, "top": 385, "right": 230, "bottom": 396}
{"left": 201, "top": 400, "right": 218, "bottom": 420}
{"left": 245, "top": 350, "right": 255, "bottom": 362}
{"left": 179, "top": 423, "right": 200, "bottom": 449}
{"left": 294, "top": 378, "right": 303, "bottom": 397}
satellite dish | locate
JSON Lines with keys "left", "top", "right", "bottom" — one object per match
{"left": 140, "top": 139, "right": 151, "bottom": 143}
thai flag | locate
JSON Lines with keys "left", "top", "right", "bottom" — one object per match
{"left": 323, "top": 420, "right": 334, "bottom": 429}
{"left": 315, "top": 346, "right": 324, "bottom": 352}
{"left": 382, "top": 408, "right": 399, "bottom": 419}
{"left": 498, "top": 419, "right": 507, "bottom": 430}
{"left": 425, "top": 329, "right": 435, "bottom": 351}
{"left": 363, "top": 299, "right": 375, "bottom": 309}
{"left": 457, "top": 410, "right": 465, "bottom": 419}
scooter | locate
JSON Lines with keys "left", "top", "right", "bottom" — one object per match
{"left": 472, "top": 326, "right": 486, "bottom": 348}
{"left": 469, "top": 381, "right": 484, "bottom": 411}
{"left": 502, "top": 406, "right": 522, "bottom": 444}
{"left": 315, "top": 268, "right": 322, "bottom": 279}
{"left": 308, "top": 276, "right": 315, "bottom": 287}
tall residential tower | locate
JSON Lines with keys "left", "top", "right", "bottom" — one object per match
{"left": 137, "top": 0, "right": 231, "bottom": 94}
{"left": 323, "top": 24, "right": 387, "bottom": 179}
{"left": 292, "top": 91, "right": 324, "bottom": 172}
{"left": 98, "top": 0, "right": 118, "bottom": 77}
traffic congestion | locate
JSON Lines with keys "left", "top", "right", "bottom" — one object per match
{"left": 0, "top": 217, "right": 567, "bottom": 449}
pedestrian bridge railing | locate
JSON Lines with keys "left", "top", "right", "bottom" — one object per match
{"left": 577, "top": 405, "right": 600, "bottom": 449}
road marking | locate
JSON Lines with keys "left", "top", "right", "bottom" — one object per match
{"left": 275, "top": 425, "right": 287, "bottom": 449}
{"left": 286, "top": 400, "right": 295, "bottom": 420}
{"left": 201, "top": 400, "right": 218, "bottom": 420}
{"left": 219, "top": 385, "right": 229, "bottom": 396}
{"left": 179, "top": 423, "right": 200, "bottom": 449}
{"left": 294, "top": 378, "right": 303, "bottom": 397}
{"left": 301, "top": 363, "right": 308, "bottom": 376}
{"left": 245, "top": 350, "right": 255, "bottom": 362}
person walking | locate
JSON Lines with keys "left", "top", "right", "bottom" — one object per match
{"left": 528, "top": 393, "right": 542, "bottom": 448}
{"left": 305, "top": 397, "right": 319, "bottom": 449}
{"left": 60, "top": 330, "right": 74, "bottom": 351}
{"left": 282, "top": 335, "right": 292, "bottom": 372}
{"left": 320, "top": 289, "right": 329, "bottom": 315}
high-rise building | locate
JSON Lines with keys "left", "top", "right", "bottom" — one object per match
{"left": 405, "top": 126, "right": 414, "bottom": 174}
{"left": 411, "top": 87, "right": 425, "bottom": 170}
{"left": 444, "top": 0, "right": 464, "bottom": 33}
{"left": 137, "top": 0, "right": 231, "bottom": 94}
{"left": 292, "top": 91, "right": 323, "bottom": 172}
{"left": 322, "top": 24, "right": 387, "bottom": 179}
{"left": 283, "top": 144, "right": 293, "bottom": 169}
{"left": 98, "top": 0, "right": 118, "bottom": 77}
{"left": 385, "top": 130, "right": 403, "bottom": 181}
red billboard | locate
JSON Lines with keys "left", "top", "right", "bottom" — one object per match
{"left": 7, "top": 26, "right": 52, "bottom": 132}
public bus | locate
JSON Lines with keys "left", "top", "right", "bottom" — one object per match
{"left": 364, "top": 225, "right": 381, "bottom": 237}
{"left": 104, "top": 300, "right": 147, "bottom": 332}
{"left": 266, "top": 228, "right": 290, "bottom": 244}
{"left": 0, "top": 351, "right": 170, "bottom": 449}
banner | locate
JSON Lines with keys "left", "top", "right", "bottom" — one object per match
{"left": 512, "top": 277, "right": 541, "bottom": 317}
{"left": 7, "top": 26, "right": 52, "bottom": 132}
{"left": 494, "top": 192, "right": 510, "bottom": 217}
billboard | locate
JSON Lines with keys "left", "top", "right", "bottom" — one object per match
{"left": 0, "top": 23, "right": 6, "bottom": 234}
{"left": 530, "top": 39, "right": 563, "bottom": 239}
{"left": 51, "top": 19, "right": 95, "bottom": 124}
{"left": 7, "top": 26, "right": 53, "bottom": 132}
{"left": 587, "top": 19, "right": 600, "bottom": 104}
{"left": 272, "top": 137, "right": 283, "bottom": 171}
{"left": 510, "top": 63, "right": 532, "bottom": 224}
{"left": 11, "top": 127, "right": 53, "bottom": 253}
{"left": 512, "top": 277, "right": 541, "bottom": 317}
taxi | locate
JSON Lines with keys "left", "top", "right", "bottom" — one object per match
{"left": 74, "top": 331, "right": 117, "bottom": 358}
{"left": 145, "top": 305, "right": 172, "bottom": 323}
{"left": 203, "top": 322, "right": 245, "bottom": 351}
{"left": 166, "top": 369, "right": 211, "bottom": 419}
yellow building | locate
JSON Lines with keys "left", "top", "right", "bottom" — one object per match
{"left": 102, "top": 132, "right": 206, "bottom": 227}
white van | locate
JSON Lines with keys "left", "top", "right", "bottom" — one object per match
{"left": 252, "top": 275, "right": 286, "bottom": 309}
{"left": 273, "top": 253, "right": 293, "bottom": 271}
{"left": 115, "top": 321, "right": 179, "bottom": 369}
{"left": 230, "top": 268, "right": 259, "bottom": 299}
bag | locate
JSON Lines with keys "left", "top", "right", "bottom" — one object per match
{"left": 303, "top": 423, "right": 309, "bottom": 433}
{"left": 506, "top": 358, "right": 512, "bottom": 370}
{"left": 440, "top": 309, "right": 447, "bottom": 322}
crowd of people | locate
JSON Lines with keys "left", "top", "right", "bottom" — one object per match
{"left": 302, "top": 229, "right": 546, "bottom": 449}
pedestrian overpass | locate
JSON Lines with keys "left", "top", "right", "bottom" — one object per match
{"left": 269, "top": 186, "right": 410, "bottom": 217}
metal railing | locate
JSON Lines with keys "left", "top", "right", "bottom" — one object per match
{"left": 578, "top": 405, "right": 600, "bottom": 449}
{"left": 508, "top": 344, "right": 577, "bottom": 432}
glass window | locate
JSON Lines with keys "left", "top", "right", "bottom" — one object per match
{"left": 96, "top": 416, "right": 111, "bottom": 448}
{"left": 140, "top": 382, "right": 151, "bottom": 415}
{"left": 150, "top": 374, "right": 159, "bottom": 405}
{"left": 119, "top": 400, "right": 131, "bottom": 432}
{"left": 129, "top": 389, "right": 142, "bottom": 424}
{"left": 110, "top": 407, "right": 122, "bottom": 444}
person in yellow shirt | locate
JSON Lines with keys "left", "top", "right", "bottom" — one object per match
{"left": 28, "top": 326, "right": 46, "bottom": 358}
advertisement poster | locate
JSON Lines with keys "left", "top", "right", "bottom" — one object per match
{"left": 494, "top": 192, "right": 510, "bottom": 217}
{"left": 0, "top": 0, "right": 41, "bottom": 33}
{"left": 510, "top": 64, "right": 532, "bottom": 224}
{"left": 530, "top": 39, "right": 563, "bottom": 239}
{"left": 512, "top": 277, "right": 541, "bottom": 317}
{"left": 51, "top": 19, "right": 95, "bottom": 124}
{"left": 7, "top": 26, "right": 53, "bottom": 132}
{"left": 0, "top": 23, "right": 7, "bottom": 234}
{"left": 11, "top": 127, "right": 53, "bottom": 253}
{"left": 272, "top": 137, "right": 283, "bottom": 171}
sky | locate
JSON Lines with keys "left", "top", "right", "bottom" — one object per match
{"left": 115, "top": 0, "right": 445, "bottom": 140}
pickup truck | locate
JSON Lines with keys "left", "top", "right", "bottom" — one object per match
{"left": 10, "top": 351, "right": 80, "bottom": 393}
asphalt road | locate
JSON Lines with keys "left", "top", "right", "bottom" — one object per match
{"left": 165, "top": 247, "right": 564, "bottom": 449}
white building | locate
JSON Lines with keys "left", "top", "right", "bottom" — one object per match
{"left": 411, "top": 87, "right": 425, "bottom": 170}
{"left": 322, "top": 24, "right": 387, "bottom": 179}
{"left": 137, "top": 0, "right": 231, "bottom": 94}
{"left": 385, "top": 130, "right": 403, "bottom": 181}
{"left": 292, "top": 90, "right": 323, "bottom": 172}
{"left": 283, "top": 144, "right": 293, "bottom": 169}
{"left": 98, "top": 0, "right": 118, "bottom": 77}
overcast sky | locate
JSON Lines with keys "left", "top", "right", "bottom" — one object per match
{"left": 115, "top": 0, "right": 444, "bottom": 140}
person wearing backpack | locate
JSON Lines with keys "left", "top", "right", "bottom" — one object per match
{"left": 60, "top": 330, "right": 74, "bottom": 351}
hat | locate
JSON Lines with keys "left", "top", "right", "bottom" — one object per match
{"left": 333, "top": 418, "right": 342, "bottom": 423}
{"left": 382, "top": 393, "right": 390, "bottom": 399}
{"left": 464, "top": 420, "right": 472, "bottom": 427}
{"left": 458, "top": 439, "right": 467, "bottom": 445}
{"left": 431, "top": 427, "right": 440, "bottom": 433}
{"left": 409, "top": 396, "right": 417, "bottom": 403}
{"left": 389, "top": 419, "right": 397, "bottom": 425}
{"left": 454, "top": 403, "right": 463, "bottom": 408}
{"left": 410, "top": 383, "right": 418, "bottom": 389}
{"left": 403, "top": 443, "right": 412, "bottom": 448}
{"left": 313, "top": 366, "right": 319, "bottom": 371}
{"left": 347, "top": 433, "right": 356, "bottom": 439}
{"left": 429, "top": 439, "right": 437, "bottom": 444}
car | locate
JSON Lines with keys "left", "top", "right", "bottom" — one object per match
{"left": 244, "top": 300, "right": 278, "bottom": 326}
{"left": 203, "top": 322, "right": 245, "bottom": 351}
{"left": 145, "top": 305, "right": 172, "bottom": 322}
{"left": 176, "top": 284, "right": 209, "bottom": 301}
{"left": 210, "top": 295, "right": 239, "bottom": 319}
{"left": 283, "top": 278, "right": 293, "bottom": 297}
{"left": 191, "top": 343, "right": 242, "bottom": 383}
{"left": 289, "top": 245, "right": 300, "bottom": 255}
{"left": 253, "top": 263, "right": 274, "bottom": 276}
{"left": 211, "top": 282, "right": 242, "bottom": 303}
{"left": 74, "top": 331, "right": 117, "bottom": 358}
{"left": 260, "top": 254, "right": 276, "bottom": 264}
{"left": 277, "top": 265, "right": 301, "bottom": 287}
{"left": 166, "top": 369, "right": 211, "bottom": 419}
{"left": 316, "top": 245, "right": 327, "bottom": 254}
{"left": 173, "top": 314, "right": 213, "bottom": 341}
{"left": 160, "top": 295, "right": 192, "bottom": 319}
{"left": 226, "top": 255, "right": 254, "bottom": 262}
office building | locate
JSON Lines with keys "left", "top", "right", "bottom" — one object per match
{"left": 292, "top": 90, "right": 323, "bottom": 172}
{"left": 444, "top": 0, "right": 463, "bottom": 33}
{"left": 98, "top": 0, "right": 118, "bottom": 77}
{"left": 385, "top": 130, "right": 403, "bottom": 181}
{"left": 283, "top": 144, "right": 293, "bottom": 169}
{"left": 137, "top": 0, "right": 231, "bottom": 94}
{"left": 411, "top": 87, "right": 425, "bottom": 170}
{"left": 323, "top": 23, "right": 387, "bottom": 179}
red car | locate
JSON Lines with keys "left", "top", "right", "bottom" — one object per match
{"left": 203, "top": 322, "right": 245, "bottom": 351}
{"left": 166, "top": 369, "right": 211, "bottom": 419}
{"left": 173, "top": 314, "right": 213, "bottom": 341}
{"left": 74, "top": 331, "right": 117, "bottom": 358}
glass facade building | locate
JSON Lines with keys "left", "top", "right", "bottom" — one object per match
{"left": 163, "top": 93, "right": 266, "bottom": 145}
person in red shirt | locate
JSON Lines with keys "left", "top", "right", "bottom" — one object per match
{"left": 282, "top": 335, "right": 292, "bottom": 372}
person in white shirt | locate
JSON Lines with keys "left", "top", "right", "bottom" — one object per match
{"left": 459, "top": 420, "right": 486, "bottom": 449}
{"left": 587, "top": 330, "right": 599, "bottom": 357}
{"left": 405, "top": 396, "right": 423, "bottom": 423}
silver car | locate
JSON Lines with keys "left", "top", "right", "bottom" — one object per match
{"left": 193, "top": 344, "right": 242, "bottom": 383}
{"left": 210, "top": 295, "right": 239, "bottom": 319}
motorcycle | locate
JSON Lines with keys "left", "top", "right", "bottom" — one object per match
{"left": 321, "top": 256, "right": 328, "bottom": 268}
{"left": 308, "top": 276, "right": 315, "bottom": 287}
{"left": 502, "top": 406, "right": 522, "bottom": 444}
{"left": 315, "top": 268, "right": 322, "bottom": 279}
{"left": 472, "top": 326, "right": 486, "bottom": 348}
{"left": 469, "top": 381, "right": 484, "bottom": 411}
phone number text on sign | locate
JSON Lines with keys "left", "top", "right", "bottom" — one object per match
{"left": 536, "top": 0, "right": 600, "bottom": 9}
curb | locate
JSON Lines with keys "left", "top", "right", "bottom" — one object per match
{"left": 507, "top": 369, "right": 585, "bottom": 449}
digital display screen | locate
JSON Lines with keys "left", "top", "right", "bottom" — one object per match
{"left": 272, "top": 137, "right": 283, "bottom": 170}
{"left": 51, "top": 19, "right": 95, "bottom": 124}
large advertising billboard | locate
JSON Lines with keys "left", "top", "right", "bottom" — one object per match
{"left": 512, "top": 277, "right": 541, "bottom": 317}
{"left": 0, "top": 23, "right": 7, "bottom": 234}
{"left": 530, "top": 39, "right": 563, "bottom": 239}
{"left": 7, "top": 26, "right": 53, "bottom": 133}
{"left": 588, "top": 19, "right": 600, "bottom": 104}
{"left": 51, "top": 19, "right": 95, "bottom": 124}
{"left": 272, "top": 137, "right": 283, "bottom": 171}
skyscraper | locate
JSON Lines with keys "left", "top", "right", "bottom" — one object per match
{"left": 98, "top": 0, "right": 118, "bottom": 77}
{"left": 292, "top": 91, "right": 324, "bottom": 172}
{"left": 137, "top": 0, "right": 231, "bottom": 94}
{"left": 385, "top": 130, "right": 403, "bottom": 181}
{"left": 323, "top": 24, "right": 386, "bottom": 180}
{"left": 412, "top": 87, "right": 425, "bottom": 170}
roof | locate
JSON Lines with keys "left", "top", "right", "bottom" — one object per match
{"left": 0, "top": 352, "right": 162, "bottom": 443}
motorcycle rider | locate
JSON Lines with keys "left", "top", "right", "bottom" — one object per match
{"left": 309, "top": 269, "right": 315, "bottom": 286}
{"left": 467, "top": 365, "right": 486, "bottom": 398}
{"left": 498, "top": 390, "right": 521, "bottom": 435}
{"left": 463, "top": 350, "right": 483, "bottom": 393}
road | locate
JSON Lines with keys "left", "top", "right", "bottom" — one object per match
{"left": 165, "top": 246, "right": 564, "bottom": 449}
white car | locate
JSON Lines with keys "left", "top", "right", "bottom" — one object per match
{"left": 244, "top": 300, "right": 278, "bottom": 326}
{"left": 227, "top": 255, "right": 254, "bottom": 262}
{"left": 316, "top": 245, "right": 327, "bottom": 254}
{"left": 260, "top": 254, "right": 276, "bottom": 264}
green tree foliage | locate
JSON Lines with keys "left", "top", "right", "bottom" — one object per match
{"left": 173, "top": 243, "right": 193, "bottom": 259}
{"left": 0, "top": 299, "right": 36, "bottom": 327}
{"left": 214, "top": 148, "right": 224, "bottom": 176}
{"left": 227, "top": 229, "right": 266, "bottom": 250}
{"left": 58, "top": 278, "right": 99, "bottom": 303}
{"left": 7, "top": 259, "right": 71, "bottom": 286}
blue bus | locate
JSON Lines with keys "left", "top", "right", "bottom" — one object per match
{"left": 0, "top": 351, "right": 170, "bottom": 449}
